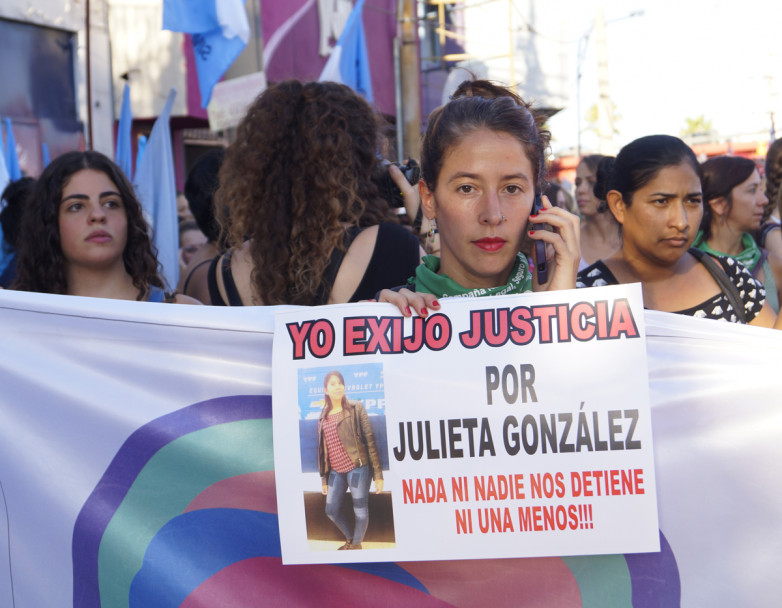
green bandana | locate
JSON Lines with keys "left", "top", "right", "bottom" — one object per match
{"left": 693, "top": 231, "right": 762, "bottom": 273}
{"left": 408, "top": 253, "right": 532, "bottom": 298}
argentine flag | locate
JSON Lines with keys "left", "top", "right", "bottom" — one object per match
{"left": 319, "top": 0, "right": 373, "bottom": 103}
{"left": 163, "top": 0, "right": 250, "bottom": 108}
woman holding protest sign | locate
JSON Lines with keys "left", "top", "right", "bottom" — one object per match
{"left": 12, "top": 151, "right": 197, "bottom": 303}
{"left": 577, "top": 135, "right": 777, "bottom": 327}
{"left": 378, "top": 80, "right": 581, "bottom": 314}
{"left": 317, "top": 370, "right": 383, "bottom": 550}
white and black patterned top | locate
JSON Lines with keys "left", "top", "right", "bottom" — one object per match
{"left": 577, "top": 255, "right": 766, "bottom": 323}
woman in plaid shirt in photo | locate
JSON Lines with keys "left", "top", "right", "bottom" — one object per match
{"left": 317, "top": 370, "right": 384, "bottom": 550}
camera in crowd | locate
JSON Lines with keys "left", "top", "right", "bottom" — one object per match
{"left": 375, "top": 158, "right": 421, "bottom": 214}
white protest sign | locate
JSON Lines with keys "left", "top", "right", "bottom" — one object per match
{"left": 272, "top": 284, "right": 659, "bottom": 564}
{"left": 207, "top": 70, "right": 267, "bottom": 131}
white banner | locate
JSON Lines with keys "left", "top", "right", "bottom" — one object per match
{"left": 272, "top": 285, "right": 659, "bottom": 564}
{"left": 0, "top": 288, "right": 781, "bottom": 607}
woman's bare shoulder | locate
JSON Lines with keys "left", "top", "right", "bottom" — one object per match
{"left": 328, "top": 226, "right": 381, "bottom": 303}
{"left": 172, "top": 293, "right": 203, "bottom": 305}
{"left": 234, "top": 242, "right": 262, "bottom": 303}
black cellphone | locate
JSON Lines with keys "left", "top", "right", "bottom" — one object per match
{"left": 532, "top": 193, "right": 548, "bottom": 284}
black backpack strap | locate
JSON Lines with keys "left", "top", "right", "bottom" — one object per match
{"left": 313, "top": 227, "right": 362, "bottom": 305}
{"left": 689, "top": 248, "right": 746, "bottom": 323}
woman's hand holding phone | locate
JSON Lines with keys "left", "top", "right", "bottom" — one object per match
{"left": 527, "top": 194, "right": 581, "bottom": 291}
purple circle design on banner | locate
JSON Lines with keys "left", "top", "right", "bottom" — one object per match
{"left": 71, "top": 394, "right": 681, "bottom": 607}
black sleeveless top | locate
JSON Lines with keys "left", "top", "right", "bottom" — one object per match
{"left": 207, "top": 223, "right": 420, "bottom": 306}
{"left": 576, "top": 249, "right": 765, "bottom": 324}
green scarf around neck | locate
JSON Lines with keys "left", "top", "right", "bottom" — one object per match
{"left": 693, "top": 231, "right": 762, "bottom": 272}
{"left": 408, "top": 253, "right": 532, "bottom": 298}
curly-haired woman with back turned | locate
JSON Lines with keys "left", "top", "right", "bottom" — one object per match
{"left": 208, "top": 80, "right": 423, "bottom": 306}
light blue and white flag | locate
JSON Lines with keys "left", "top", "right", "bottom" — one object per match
{"left": 163, "top": 0, "right": 250, "bottom": 108}
{"left": 133, "top": 89, "right": 178, "bottom": 288}
{"left": 318, "top": 0, "right": 373, "bottom": 103}
{"left": 3, "top": 118, "right": 22, "bottom": 181}
{"left": 115, "top": 83, "right": 133, "bottom": 180}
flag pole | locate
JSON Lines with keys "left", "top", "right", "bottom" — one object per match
{"left": 393, "top": 31, "right": 404, "bottom": 163}
{"left": 85, "top": 0, "right": 94, "bottom": 150}
{"left": 398, "top": 0, "right": 420, "bottom": 161}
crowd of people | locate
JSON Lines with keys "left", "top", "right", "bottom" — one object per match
{"left": 1, "top": 77, "right": 781, "bottom": 332}
{"left": 2, "top": 77, "right": 782, "bottom": 553}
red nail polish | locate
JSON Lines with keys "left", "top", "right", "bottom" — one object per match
{"left": 404, "top": 306, "right": 411, "bottom": 315}
{"left": 432, "top": 299, "right": 440, "bottom": 307}
{"left": 421, "top": 307, "right": 428, "bottom": 316}
{"left": 528, "top": 229, "right": 535, "bottom": 234}
{"left": 530, "top": 213, "right": 538, "bottom": 218}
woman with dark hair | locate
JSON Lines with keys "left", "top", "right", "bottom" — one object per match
{"left": 176, "top": 148, "right": 227, "bottom": 303}
{"left": 759, "top": 138, "right": 782, "bottom": 256}
{"left": 379, "top": 80, "right": 580, "bottom": 314}
{"left": 694, "top": 155, "right": 782, "bottom": 312}
{"left": 576, "top": 154, "right": 621, "bottom": 270}
{"left": 12, "top": 150, "right": 196, "bottom": 303}
{"left": 577, "top": 135, "right": 776, "bottom": 326}
{"left": 209, "top": 80, "right": 422, "bottom": 306}
{"left": 450, "top": 78, "right": 526, "bottom": 104}
{"left": 317, "top": 370, "right": 383, "bottom": 551}
{"left": 0, "top": 177, "right": 36, "bottom": 288}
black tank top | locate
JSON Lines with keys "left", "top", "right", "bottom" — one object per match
{"left": 206, "top": 223, "right": 420, "bottom": 306}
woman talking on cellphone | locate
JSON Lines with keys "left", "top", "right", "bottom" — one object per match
{"left": 379, "top": 80, "right": 581, "bottom": 314}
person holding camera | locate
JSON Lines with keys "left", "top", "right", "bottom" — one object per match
{"left": 208, "top": 80, "right": 423, "bottom": 306}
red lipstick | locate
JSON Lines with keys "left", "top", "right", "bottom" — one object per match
{"left": 473, "top": 237, "right": 506, "bottom": 252}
